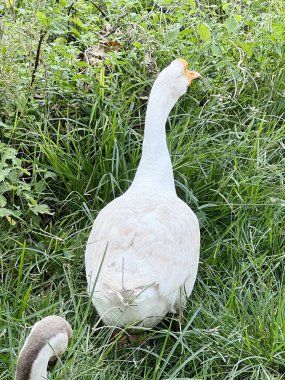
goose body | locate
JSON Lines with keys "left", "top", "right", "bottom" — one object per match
{"left": 85, "top": 59, "right": 200, "bottom": 328}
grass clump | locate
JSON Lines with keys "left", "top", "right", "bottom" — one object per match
{"left": 0, "top": 0, "right": 284, "bottom": 379}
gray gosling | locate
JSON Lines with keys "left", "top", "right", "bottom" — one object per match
{"left": 15, "top": 316, "right": 72, "bottom": 380}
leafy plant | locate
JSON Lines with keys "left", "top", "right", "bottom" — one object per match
{"left": 0, "top": 142, "right": 54, "bottom": 225}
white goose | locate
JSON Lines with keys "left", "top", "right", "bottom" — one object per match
{"left": 85, "top": 59, "right": 200, "bottom": 329}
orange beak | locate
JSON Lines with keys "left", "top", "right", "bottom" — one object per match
{"left": 177, "top": 58, "right": 200, "bottom": 85}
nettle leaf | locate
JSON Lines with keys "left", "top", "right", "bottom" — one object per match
{"left": 0, "top": 195, "right": 7, "bottom": 207}
{"left": 70, "top": 27, "right": 81, "bottom": 38}
{"left": 36, "top": 11, "right": 48, "bottom": 27}
{"left": 180, "top": 28, "right": 193, "bottom": 37}
{"left": 222, "top": 2, "right": 230, "bottom": 11}
{"left": 238, "top": 42, "right": 254, "bottom": 58}
{"left": 0, "top": 207, "right": 14, "bottom": 217}
{"left": 34, "top": 180, "right": 47, "bottom": 193}
{"left": 0, "top": 183, "right": 9, "bottom": 194}
{"left": 16, "top": 186, "right": 31, "bottom": 197}
{"left": 31, "top": 203, "right": 54, "bottom": 215}
{"left": 14, "top": 158, "right": 22, "bottom": 167}
{"left": 211, "top": 43, "right": 223, "bottom": 57}
{"left": 271, "top": 22, "right": 285, "bottom": 40}
{"left": 188, "top": 0, "right": 196, "bottom": 12}
{"left": 234, "top": 14, "right": 242, "bottom": 23}
{"left": 26, "top": 194, "right": 37, "bottom": 204}
{"left": 2, "top": 147, "right": 17, "bottom": 162}
{"left": 274, "top": 44, "right": 282, "bottom": 58}
{"left": 225, "top": 16, "right": 239, "bottom": 33}
{"left": 197, "top": 23, "right": 211, "bottom": 42}
{"left": 133, "top": 41, "right": 142, "bottom": 49}
{"left": 165, "top": 24, "right": 181, "bottom": 45}
{"left": 44, "top": 171, "right": 57, "bottom": 180}
{"left": 6, "top": 169, "right": 22, "bottom": 182}
{"left": 0, "top": 168, "right": 11, "bottom": 181}
{"left": 70, "top": 16, "right": 84, "bottom": 29}
{"left": 0, "top": 207, "right": 20, "bottom": 224}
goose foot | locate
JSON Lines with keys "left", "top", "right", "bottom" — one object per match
{"left": 111, "top": 330, "right": 146, "bottom": 346}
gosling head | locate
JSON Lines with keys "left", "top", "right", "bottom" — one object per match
{"left": 15, "top": 316, "right": 72, "bottom": 380}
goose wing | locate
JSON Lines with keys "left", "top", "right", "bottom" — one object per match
{"left": 85, "top": 195, "right": 200, "bottom": 299}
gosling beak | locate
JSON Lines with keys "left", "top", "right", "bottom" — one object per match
{"left": 176, "top": 58, "right": 200, "bottom": 85}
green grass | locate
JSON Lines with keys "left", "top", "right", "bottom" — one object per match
{"left": 0, "top": 0, "right": 285, "bottom": 379}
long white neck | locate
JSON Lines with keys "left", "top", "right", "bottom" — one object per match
{"left": 128, "top": 84, "right": 177, "bottom": 194}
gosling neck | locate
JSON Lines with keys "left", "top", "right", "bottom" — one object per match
{"left": 15, "top": 345, "right": 48, "bottom": 380}
{"left": 130, "top": 85, "right": 177, "bottom": 194}
{"left": 15, "top": 333, "right": 67, "bottom": 380}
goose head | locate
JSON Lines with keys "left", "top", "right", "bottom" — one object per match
{"left": 151, "top": 58, "right": 200, "bottom": 103}
{"left": 146, "top": 59, "right": 200, "bottom": 118}
{"left": 143, "top": 58, "right": 200, "bottom": 134}
{"left": 15, "top": 316, "right": 72, "bottom": 380}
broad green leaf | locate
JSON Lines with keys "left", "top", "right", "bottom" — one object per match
{"left": 26, "top": 194, "right": 36, "bottom": 204}
{"left": 70, "top": 16, "right": 84, "bottom": 29}
{"left": 7, "top": 170, "right": 21, "bottom": 182}
{"left": 77, "top": 61, "right": 90, "bottom": 68}
{"left": 70, "top": 27, "right": 81, "bottom": 38}
{"left": 31, "top": 203, "right": 53, "bottom": 215}
{"left": 180, "top": 28, "right": 193, "bottom": 37}
{"left": 0, "top": 183, "right": 9, "bottom": 193}
{"left": 197, "top": 23, "right": 211, "bottom": 42}
{"left": 274, "top": 44, "right": 282, "bottom": 58}
{"left": 44, "top": 171, "right": 57, "bottom": 180}
{"left": 34, "top": 180, "right": 46, "bottom": 193}
{"left": 36, "top": 11, "right": 48, "bottom": 27}
{"left": 133, "top": 41, "right": 142, "bottom": 49}
{"left": 211, "top": 43, "right": 222, "bottom": 57}
{"left": 0, "top": 208, "right": 13, "bottom": 217}
{"left": 225, "top": 16, "right": 239, "bottom": 33}
{"left": 0, "top": 169, "right": 11, "bottom": 181}
{"left": 14, "top": 158, "right": 22, "bottom": 167}
{"left": 165, "top": 24, "right": 181, "bottom": 45}
{"left": 238, "top": 42, "right": 254, "bottom": 58}
{"left": 2, "top": 147, "right": 17, "bottom": 162}
{"left": 188, "top": 0, "right": 196, "bottom": 11}
{"left": 271, "top": 23, "right": 284, "bottom": 40}
{"left": 0, "top": 195, "right": 7, "bottom": 207}
{"left": 234, "top": 14, "right": 243, "bottom": 23}
{"left": 0, "top": 208, "right": 21, "bottom": 221}
{"left": 222, "top": 2, "right": 230, "bottom": 11}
